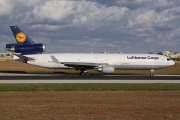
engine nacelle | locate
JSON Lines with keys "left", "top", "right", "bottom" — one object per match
{"left": 10, "top": 44, "right": 45, "bottom": 54}
{"left": 97, "top": 66, "right": 115, "bottom": 73}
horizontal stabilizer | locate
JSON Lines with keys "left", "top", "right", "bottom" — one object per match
{"left": 13, "top": 53, "right": 35, "bottom": 61}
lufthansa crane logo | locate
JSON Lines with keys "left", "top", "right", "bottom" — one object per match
{"left": 16, "top": 32, "right": 26, "bottom": 43}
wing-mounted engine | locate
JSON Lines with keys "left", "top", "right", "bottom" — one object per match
{"left": 6, "top": 44, "right": 45, "bottom": 54}
{"left": 97, "top": 65, "right": 115, "bottom": 73}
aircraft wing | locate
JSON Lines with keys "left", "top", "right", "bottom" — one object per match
{"left": 61, "top": 62, "right": 98, "bottom": 69}
{"left": 50, "top": 55, "right": 105, "bottom": 69}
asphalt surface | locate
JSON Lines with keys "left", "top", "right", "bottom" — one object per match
{"left": 0, "top": 74, "right": 180, "bottom": 80}
{"left": 0, "top": 73, "right": 179, "bottom": 83}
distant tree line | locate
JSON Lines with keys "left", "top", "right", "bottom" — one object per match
{"left": 172, "top": 58, "right": 180, "bottom": 61}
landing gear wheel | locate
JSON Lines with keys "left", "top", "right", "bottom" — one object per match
{"left": 150, "top": 69, "right": 154, "bottom": 77}
{"left": 84, "top": 71, "right": 89, "bottom": 76}
{"left": 79, "top": 71, "right": 85, "bottom": 76}
{"left": 150, "top": 73, "right": 153, "bottom": 77}
{"left": 79, "top": 71, "right": 89, "bottom": 76}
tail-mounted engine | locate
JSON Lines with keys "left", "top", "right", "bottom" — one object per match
{"left": 6, "top": 44, "right": 45, "bottom": 54}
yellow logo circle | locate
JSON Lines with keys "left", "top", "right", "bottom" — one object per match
{"left": 16, "top": 32, "right": 26, "bottom": 43}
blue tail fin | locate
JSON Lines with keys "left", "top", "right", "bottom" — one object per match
{"left": 6, "top": 26, "right": 45, "bottom": 55}
{"left": 10, "top": 26, "right": 35, "bottom": 45}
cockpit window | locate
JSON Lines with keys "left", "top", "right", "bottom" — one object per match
{"left": 167, "top": 58, "right": 171, "bottom": 61}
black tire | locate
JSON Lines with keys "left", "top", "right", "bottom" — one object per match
{"left": 85, "top": 72, "right": 89, "bottom": 76}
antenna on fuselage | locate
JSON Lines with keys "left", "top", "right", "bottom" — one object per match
{"left": 118, "top": 45, "right": 123, "bottom": 54}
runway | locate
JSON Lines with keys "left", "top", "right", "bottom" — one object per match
{"left": 0, "top": 73, "right": 180, "bottom": 83}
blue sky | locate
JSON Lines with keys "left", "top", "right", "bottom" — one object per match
{"left": 0, "top": 0, "right": 179, "bottom": 53}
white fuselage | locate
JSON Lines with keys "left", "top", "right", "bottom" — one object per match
{"left": 14, "top": 53, "right": 175, "bottom": 70}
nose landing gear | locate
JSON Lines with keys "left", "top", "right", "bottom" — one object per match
{"left": 150, "top": 69, "right": 154, "bottom": 77}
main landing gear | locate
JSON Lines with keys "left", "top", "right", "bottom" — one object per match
{"left": 79, "top": 70, "right": 89, "bottom": 76}
{"left": 76, "top": 66, "right": 89, "bottom": 76}
{"left": 150, "top": 69, "right": 154, "bottom": 77}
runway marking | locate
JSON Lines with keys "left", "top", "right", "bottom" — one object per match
{"left": 0, "top": 73, "right": 180, "bottom": 77}
{"left": 0, "top": 73, "right": 179, "bottom": 83}
{"left": 0, "top": 80, "right": 179, "bottom": 83}
{"left": 0, "top": 80, "right": 180, "bottom": 83}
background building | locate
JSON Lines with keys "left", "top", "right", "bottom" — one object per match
{"left": 161, "top": 51, "right": 180, "bottom": 58}
{"left": 0, "top": 52, "right": 13, "bottom": 61}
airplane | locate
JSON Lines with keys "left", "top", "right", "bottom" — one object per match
{"left": 6, "top": 26, "right": 175, "bottom": 76}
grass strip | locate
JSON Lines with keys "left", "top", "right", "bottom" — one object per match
{"left": 0, "top": 83, "right": 179, "bottom": 91}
